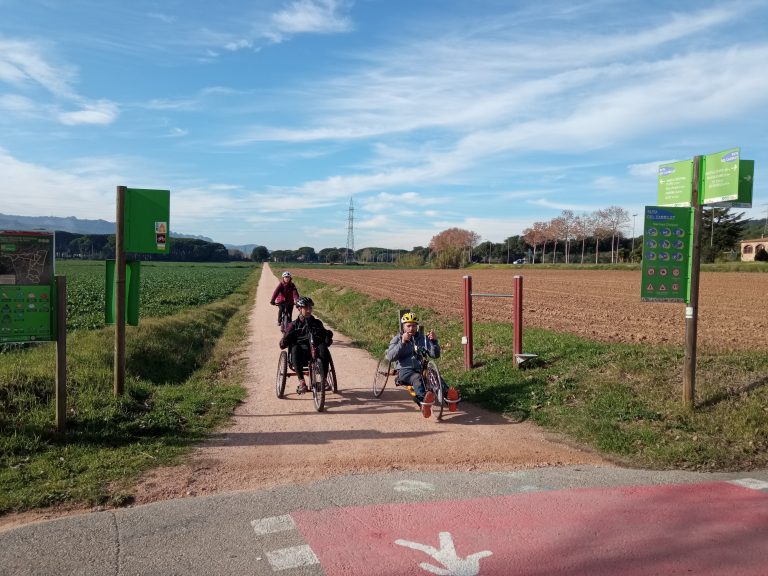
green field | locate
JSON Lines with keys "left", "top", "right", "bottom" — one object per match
{"left": 0, "top": 262, "right": 259, "bottom": 514}
{"left": 56, "top": 260, "right": 255, "bottom": 330}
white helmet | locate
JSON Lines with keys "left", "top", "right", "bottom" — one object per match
{"left": 282, "top": 271, "right": 292, "bottom": 278}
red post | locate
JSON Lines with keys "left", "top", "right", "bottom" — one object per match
{"left": 513, "top": 275, "right": 523, "bottom": 363}
{"left": 463, "top": 275, "right": 473, "bottom": 370}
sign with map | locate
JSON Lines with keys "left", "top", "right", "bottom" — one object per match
{"left": 0, "top": 230, "right": 55, "bottom": 342}
{"left": 0, "top": 230, "right": 54, "bottom": 285}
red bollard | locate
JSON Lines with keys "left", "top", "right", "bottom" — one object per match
{"left": 514, "top": 275, "right": 523, "bottom": 363}
{"left": 463, "top": 275, "right": 473, "bottom": 370}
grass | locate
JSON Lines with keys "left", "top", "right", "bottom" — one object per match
{"left": 300, "top": 278, "right": 768, "bottom": 472}
{"left": 0, "top": 267, "right": 259, "bottom": 514}
{"left": 2, "top": 265, "right": 766, "bottom": 515}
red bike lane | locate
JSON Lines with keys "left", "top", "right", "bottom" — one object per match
{"left": 291, "top": 480, "right": 768, "bottom": 575}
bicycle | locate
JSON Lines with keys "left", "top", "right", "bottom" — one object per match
{"left": 275, "top": 328, "right": 337, "bottom": 412}
{"left": 372, "top": 345, "right": 448, "bottom": 420}
{"left": 274, "top": 302, "right": 293, "bottom": 333}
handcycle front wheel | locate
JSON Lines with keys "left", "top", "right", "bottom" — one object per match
{"left": 373, "top": 356, "right": 391, "bottom": 397}
{"left": 309, "top": 358, "right": 326, "bottom": 412}
{"left": 275, "top": 350, "right": 288, "bottom": 398}
{"left": 425, "top": 361, "right": 444, "bottom": 420}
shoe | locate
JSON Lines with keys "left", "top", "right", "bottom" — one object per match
{"left": 447, "top": 387, "right": 459, "bottom": 412}
{"left": 297, "top": 381, "right": 308, "bottom": 394}
{"left": 421, "top": 391, "right": 434, "bottom": 418}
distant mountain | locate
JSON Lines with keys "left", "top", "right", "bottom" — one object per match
{"left": 0, "top": 213, "right": 212, "bottom": 242}
{"left": 0, "top": 213, "right": 114, "bottom": 234}
{"left": 225, "top": 243, "right": 257, "bottom": 255}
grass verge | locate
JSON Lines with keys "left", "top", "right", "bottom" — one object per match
{"left": 0, "top": 268, "right": 259, "bottom": 515}
{"left": 302, "top": 278, "right": 768, "bottom": 472}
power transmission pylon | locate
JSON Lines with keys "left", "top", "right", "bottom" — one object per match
{"left": 345, "top": 197, "right": 355, "bottom": 263}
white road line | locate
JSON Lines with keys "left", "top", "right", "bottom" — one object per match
{"left": 729, "top": 478, "right": 768, "bottom": 491}
{"left": 251, "top": 515, "right": 296, "bottom": 535}
{"left": 394, "top": 479, "right": 435, "bottom": 493}
{"left": 266, "top": 545, "right": 319, "bottom": 571}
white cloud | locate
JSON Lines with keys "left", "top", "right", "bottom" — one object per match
{"left": 0, "top": 38, "right": 76, "bottom": 98}
{"left": 58, "top": 100, "right": 119, "bottom": 125}
{"left": 272, "top": 0, "right": 353, "bottom": 35}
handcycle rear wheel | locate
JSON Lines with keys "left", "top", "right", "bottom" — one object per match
{"left": 326, "top": 357, "right": 338, "bottom": 393}
{"left": 425, "top": 361, "right": 444, "bottom": 420}
{"left": 309, "top": 358, "right": 326, "bottom": 412}
{"left": 275, "top": 351, "right": 288, "bottom": 398}
{"left": 373, "top": 356, "right": 390, "bottom": 397}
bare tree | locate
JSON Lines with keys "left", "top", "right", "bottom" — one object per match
{"left": 598, "top": 206, "right": 630, "bottom": 263}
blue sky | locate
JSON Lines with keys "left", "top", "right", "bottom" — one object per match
{"left": 1, "top": 0, "right": 767, "bottom": 250}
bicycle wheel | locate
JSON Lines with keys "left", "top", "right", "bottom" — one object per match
{"left": 279, "top": 307, "right": 290, "bottom": 333}
{"left": 373, "top": 356, "right": 391, "bottom": 397}
{"left": 309, "top": 358, "right": 326, "bottom": 412}
{"left": 425, "top": 361, "right": 444, "bottom": 420}
{"left": 275, "top": 351, "right": 288, "bottom": 398}
{"left": 326, "top": 357, "right": 338, "bottom": 393}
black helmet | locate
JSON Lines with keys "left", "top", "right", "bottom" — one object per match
{"left": 296, "top": 296, "right": 314, "bottom": 308}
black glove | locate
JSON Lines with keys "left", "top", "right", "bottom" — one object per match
{"left": 324, "top": 330, "right": 334, "bottom": 346}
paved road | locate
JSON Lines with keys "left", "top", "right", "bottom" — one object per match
{"left": 2, "top": 466, "right": 767, "bottom": 575}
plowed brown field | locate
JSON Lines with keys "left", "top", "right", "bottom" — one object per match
{"left": 292, "top": 268, "right": 768, "bottom": 352}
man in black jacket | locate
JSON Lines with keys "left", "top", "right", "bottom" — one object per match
{"left": 279, "top": 296, "right": 333, "bottom": 393}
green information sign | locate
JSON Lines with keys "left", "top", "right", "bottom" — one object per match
{"left": 640, "top": 206, "right": 692, "bottom": 303}
{"left": 657, "top": 160, "right": 693, "bottom": 206}
{"left": 700, "top": 148, "right": 740, "bottom": 204}
{"left": 0, "top": 285, "right": 53, "bottom": 342}
{"left": 124, "top": 188, "right": 170, "bottom": 254}
{"left": 0, "top": 230, "right": 56, "bottom": 342}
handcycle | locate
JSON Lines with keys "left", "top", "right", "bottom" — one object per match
{"left": 372, "top": 310, "right": 458, "bottom": 420}
{"left": 275, "top": 328, "right": 337, "bottom": 412}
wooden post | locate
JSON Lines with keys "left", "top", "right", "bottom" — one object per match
{"left": 55, "top": 275, "right": 67, "bottom": 433}
{"left": 114, "top": 186, "right": 126, "bottom": 396}
{"left": 683, "top": 156, "right": 702, "bottom": 407}
{"left": 463, "top": 275, "right": 473, "bottom": 370}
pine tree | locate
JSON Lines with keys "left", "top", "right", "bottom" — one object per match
{"left": 701, "top": 207, "right": 746, "bottom": 263}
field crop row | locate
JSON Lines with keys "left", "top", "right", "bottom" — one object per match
{"left": 56, "top": 261, "right": 254, "bottom": 330}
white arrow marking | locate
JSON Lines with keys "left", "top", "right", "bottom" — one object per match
{"left": 395, "top": 531, "right": 492, "bottom": 575}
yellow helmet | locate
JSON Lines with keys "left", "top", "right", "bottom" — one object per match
{"left": 400, "top": 312, "right": 419, "bottom": 324}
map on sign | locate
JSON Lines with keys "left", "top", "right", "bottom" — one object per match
{"left": 0, "top": 231, "right": 54, "bottom": 285}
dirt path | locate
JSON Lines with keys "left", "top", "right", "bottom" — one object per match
{"left": 131, "top": 263, "right": 607, "bottom": 503}
{"left": 1, "top": 264, "right": 607, "bottom": 530}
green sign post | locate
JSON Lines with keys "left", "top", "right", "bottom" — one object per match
{"left": 650, "top": 147, "right": 757, "bottom": 409}
{"left": 1, "top": 230, "right": 67, "bottom": 432}
{"left": 640, "top": 207, "right": 692, "bottom": 303}
{"left": 113, "top": 186, "right": 170, "bottom": 396}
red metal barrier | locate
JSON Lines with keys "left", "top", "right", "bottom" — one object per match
{"left": 463, "top": 274, "right": 534, "bottom": 370}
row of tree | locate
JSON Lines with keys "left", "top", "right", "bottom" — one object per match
{"left": 55, "top": 232, "right": 247, "bottom": 262}
{"left": 262, "top": 207, "right": 757, "bottom": 268}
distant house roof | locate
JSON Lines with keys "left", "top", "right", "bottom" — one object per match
{"left": 741, "top": 237, "right": 768, "bottom": 243}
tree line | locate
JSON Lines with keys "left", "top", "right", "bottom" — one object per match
{"left": 54, "top": 232, "right": 247, "bottom": 262}
{"left": 260, "top": 207, "right": 759, "bottom": 268}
